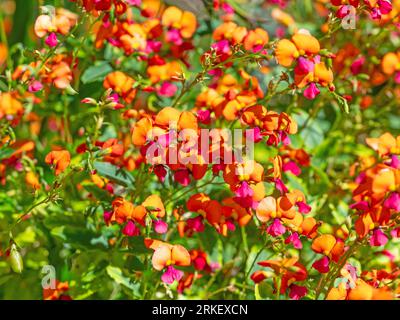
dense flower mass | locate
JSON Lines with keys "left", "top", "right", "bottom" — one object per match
{"left": 0, "top": 0, "right": 399, "bottom": 300}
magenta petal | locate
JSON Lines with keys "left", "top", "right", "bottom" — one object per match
{"left": 267, "top": 219, "right": 286, "bottom": 237}
{"left": 282, "top": 161, "right": 301, "bottom": 176}
{"left": 235, "top": 181, "right": 254, "bottom": 198}
{"left": 186, "top": 216, "right": 205, "bottom": 232}
{"left": 296, "top": 57, "right": 315, "bottom": 74}
{"left": 312, "top": 256, "right": 330, "bottom": 273}
{"left": 166, "top": 29, "right": 183, "bottom": 45}
{"left": 28, "top": 80, "right": 43, "bottom": 93}
{"left": 303, "top": 83, "right": 320, "bottom": 100}
{"left": 370, "top": 229, "right": 388, "bottom": 247}
{"left": 296, "top": 201, "right": 311, "bottom": 214}
{"left": 197, "top": 109, "right": 211, "bottom": 124}
{"left": 154, "top": 219, "right": 168, "bottom": 234}
{"left": 158, "top": 82, "right": 177, "bottom": 97}
{"left": 384, "top": 192, "right": 400, "bottom": 211}
{"left": 45, "top": 32, "right": 58, "bottom": 47}
{"left": 174, "top": 169, "right": 191, "bottom": 186}
{"left": 389, "top": 155, "right": 400, "bottom": 169}
{"left": 161, "top": 266, "right": 183, "bottom": 284}
{"left": 122, "top": 220, "right": 140, "bottom": 236}
{"left": 275, "top": 178, "right": 289, "bottom": 194}
{"left": 154, "top": 165, "right": 167, "bottom": 183}
{"left": 289, "top": 284, "right": 307, "bottom": 300}
{"left": 285, "top": 232, "right": 303, "bottom": 249}
{"left": 378, "top": 0, "right": 392, "bottom": 14}
{"left": 103, "top": 211, "right": 112, "bottom": 225}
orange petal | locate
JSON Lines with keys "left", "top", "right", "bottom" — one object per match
{"left": 256, "top": 196, "right": 276, "bottom": 222}
{"left": 152, "top": 245, "right": 171, "bottom": 271}
{"left": 275, "top": 39, "right": 298, "bottom": 67}
{"left": 311, "top": 234, "right": 336, "bottom": 256}
{"left": 171, "top": 245, "right": 191, "bottom": 266}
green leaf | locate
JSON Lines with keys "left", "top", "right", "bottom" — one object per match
{"left": 106, "top": 266, "right": 138, "bottom": 291}
{"left": 94, "top": 161, "right": 134, "bottom": 188}
{"left": 0, "top": 148, "right": 15, "bottom": 160}
{"left": 81, "top": 61, "right": 113, "bottom": 84}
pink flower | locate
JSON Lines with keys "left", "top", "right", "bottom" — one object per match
{"left": 166, "top": 29, "right": 183, "bottom": 45}
{"left": 275, "top": 178, "right": 289, "bottom": 194}
{"left": 350, "top": 56, "right": 365, "bottom": 75}
{"left": 45, "top": 32, "right": 58, "bottom": 47}
{"left": 103, "top": 211, "right": 112, "bottom": 225}
{"left": 193, "top": 256, "right": 207, "bottom": 271}
{"left": 125, "top": 0, "right": 141, "bottom": 6}
{"left": 282, "top": 161, "right": 301, "bottom": 176}
{"left": 350, "top": 200, "right": 370, "bottom": 211}
{"left": 122, "top": 220, "right": 140, "bottom": 236}
{"left": 221, "top": 3, "right": 234, "bottom": 14}
{"left": 303, "top": 83, "right": 320, "bottom": 100}
{"left": 154, "top": 219, "right": 168, "bottom": 234}
{"left": 384, "top": 192, "right": 400, "bottom": 211}
{"left": 211, "top": 40, "right": 231, "bottom": 54}
{"left": 296, "top": 57, "right": 315, "bottom": 74}
{"left": 394, "top": 72, "right": 400, "bottom": 84}
{"left": 391, "top": 228, "right": 400, "bottom": 238}
{"left": 370, "top": 0, "right": 392, "bottom": 19}
{"left": 247, "top": 127, "right": 263, "bottom": 143}
{"left": 296, "top": 201, "right": 311, "bottom": 214}
{"left": 234, "top": 181, "right": 254, "bottom": 207}
{"left": 312, "top": 256, "right": 330, "bottom": 273}
{"left": 289, "top": 284, "right": 307, "bottom": 300}
{"left": 154, "top": 165, "right": 167, "bottom": 183}
{"left": 174, "top": 169, "right": 191, "bottom": 186}
{"left": 161, "top": 266, "right": 183, "bottom": 284}
{"left": 389, "top": 155, "right": 400, "bottom": 168}
{"left": 370, "top": 229, "right": 388, "bottom": 247}
{"left": 197, "top": 109, "right": 211, "bottom": 124}
{"left": 28, "top": 80, "right": 43, "bottom": 93}
{"left": 279, "top": 131, "right": 291, "bottom": 145}
{"left": 266, "top": 219, "right": 286, "bottom": 237}
{"left": 285, "top": 232, "right": 303, "bottom": 249}
{"left": 186, "top": 216, "right": 205, "bottom": 232}
{"left": 158, "top": 82, "right": 177, "bottom": 97}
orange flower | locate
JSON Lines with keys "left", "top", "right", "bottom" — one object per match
{"left": 111, "top": 197, "right": 147, "bottom": 225}
{"left": 311, "top": 234, "right": 344, "bottom": 261}
{"left": 0, "top": 92, "right": 23, "bottom": 120}
{"left": 0, "top": 43, "right": 7, "bottom": 66}
{"left": 213, "top": 22, "right": 248, "bottom": 45}
{"left": 43, "top": 280, "right": 71, "bottom": 300}
{"left": 256, "top": 192, "right": 301, "bottom": 223}
{"left": 150, "top": 243, "right": 191, "bottom": 284}
{"left": 243, "top": 28, "right": 269, "bottom": 52}
{"left": 366, "top": 132, "right": 400, "bottom": 157}
{"left": 161, "top": 6, "right": 197, "bottom": 39}
{"left": 151, "top": 243, "right": 191, "bottom": 271}
{"left": 311, "top": 234, "right": 336, "bottom": 256}
{"left": 255, "top": 257, "right": 307, "bottom": 293}
{"left": 147, "top": 61, "right": 182, "bottom": 83}
{"left": 142, "top": 194, "right": 165, "bottom": 218}
{"left": 45, "top": 150, "right": 71, "bottom": 175}
{"left": 34, "top": 10, "right": 77, "bottom": 38}
{"left": 381, "top": 52, "right": 400, "bottom": 75}
{"left": 271, "top": 8, "right": 297, "bottom": 31}
{"left": 25, "top": 172, "right": 41, "bottom": 190}
{"left": 103, "top": 71, "right": 137, "bottom": 103}
{"left": 275, "top": 33, "right": 320, "bottom": 67}
{"left": 132, "top": 117, "right": 153, "bottom": 146}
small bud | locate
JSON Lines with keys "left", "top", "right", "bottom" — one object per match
{"left": 9, "top": 244, "right": 23, "bottom": 274}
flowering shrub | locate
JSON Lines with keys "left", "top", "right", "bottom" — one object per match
{"left": 0, "top": 0, "right": 399, "bottom": 300}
